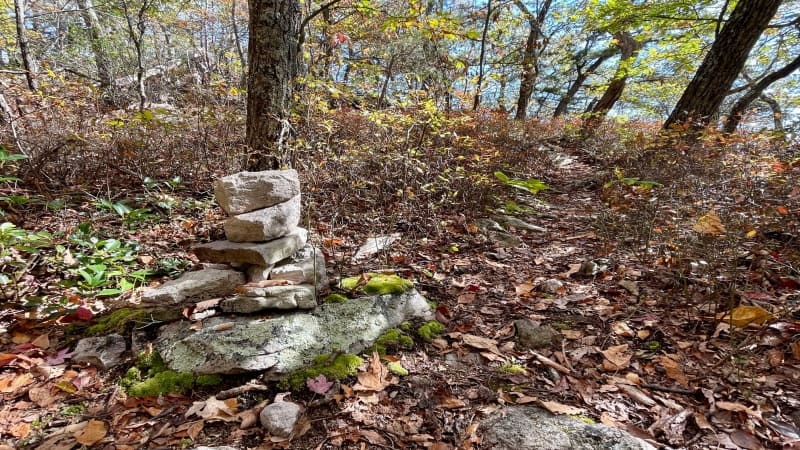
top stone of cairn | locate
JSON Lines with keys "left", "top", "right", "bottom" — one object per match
{"left": 214, "top": 170, "right": 301, "bottom": 215}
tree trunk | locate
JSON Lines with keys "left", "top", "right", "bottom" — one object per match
{"left": 231, "top": 0, "right": 247, "bottom": 87}
{"left": 552, "top": 47, "right": 616, "bottom": 118}
{"left": 584, "top": 32, "right": 642, "bottom": 129}
{"left": 246, "top": 0, "right": 301, "bottom": 171}
{"left": 472, "top": 0, "right": 492, "bottom": 111}
{"left": 723, "top": 53, "right": 800, "bottom": 132}
{"left": 513, "top": 0, "right": 552, "bottom": 120}
{"left": 76, "top": 0, "right": 113, "bottom": 89}
{"left": 663, "top": 0, "right": 783, "bottom": 130}
{"left": 13, "top": 0, "right": 38, "bottom": 91}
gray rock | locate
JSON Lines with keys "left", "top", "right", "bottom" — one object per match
{"left": 270, "top": 244, "right": 327, "bottom": 288}
{"left": 224, "top": 195, "right": 302, "bottom": 242}
{"left": 539, "top": 278, "right": 564, "bottom": 294}
{"left": 155, "top": 289, "right": 433, "bottom": 375}
{"left": 140, "top": 269, "right": 245, "bottom": 306}
{"left": 487, "top": 230, "right": 524, "bottom": 248}
{"left": 618, "top": 280, "right": 639, "bottom": 297}
{"left": 495, "top": 215, "right": 547, "bottom": 233}
{"left": 246, "top": 264, "right": 274, "bottom": 283}
{"left": 193, "top": 229, "right": 308, "bottom": 267}
{"left": 214, "top": 170, "right": 300, "bottom": 215}
{"left": 221, "top": 285, "right": 317, "bottom": 312}
{"left": 479, "top": 406, "right": 655, "bottom": 450}
{"left": 72, "top": 334, "right": 127, "bottom": 369}
{"left": 353, "top": 234, "right": 399, "bottom": 260}
{"left": 514, "top": 319, "right": 562, "bottom": 350}
{"left": 260, "top": 400, "right": 303, "bottom": 437}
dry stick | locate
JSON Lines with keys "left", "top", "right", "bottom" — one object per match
{"left": 215, "top": 382, "right": 271, "bottom": 400}
{"left": 530, "top": 350, "right": 572, "bottom": 375}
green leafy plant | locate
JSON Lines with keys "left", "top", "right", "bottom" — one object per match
{"left": 604, "top": 167, "right": 663, "bottom": 189}
{"left": 494, "top": 171, "right": 549, "bottom": 195}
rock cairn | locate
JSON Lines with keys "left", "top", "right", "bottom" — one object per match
{"left": 140, "top": 169, "right": 327, "bottom": 313}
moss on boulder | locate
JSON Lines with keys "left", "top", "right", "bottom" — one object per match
{"left": 120, "top": 350, "right": 222, "bottom": 397}
{"left": 418, "top": 320, "right": 445, "bottom": 341}
{"left": 340, "top": 273, "right": 413, "bottom": 295}
{"left": 282, "top": 353, "right": 364, "bottom": 390}
{"left": 324, "top": 293, "right": 349, "bottom": 303}
{"left": 373, "top": 328, "right": 414, "bottom": 355}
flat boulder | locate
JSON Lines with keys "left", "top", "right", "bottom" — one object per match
{"left": 155, "top": 289, "right": 433, "bottom": 375}
{"left": 479, "top": 406, "right": 655, "bottom": 450}
{"left": 193, "top": 229, "right": 308, "bottom": 267}
{"left": 140, "top": 268, "right": 245, "bottom": 306}
{"left": 269, "top": 244, "right": 327, "bottom": 288}
{"left": 72, "top": 334, "right": 127, "bottom": 370}
{"left": 224, "top": 195, "right": 301, "bottom": 242}
{"left": 214, "top": 170, "right": 301, "bottom": 215}
{"left": 221, "top": 285, "right": 317, "bottom": 312}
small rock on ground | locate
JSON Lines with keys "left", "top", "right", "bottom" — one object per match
{"left": 260, "top": 400, "right": 303, "bottom": 437}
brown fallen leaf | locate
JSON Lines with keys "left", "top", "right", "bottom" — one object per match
{"left": 359, "top": 429, "right": 388, "bottom": 446}
{"left": 717, "top": 305, "right": 775, "bottom": 327}
{"left": 659, "top": 355, "right": 689, "bottom": 387}
{"left": 601, "top": 344, "right": 631, "bottom": 371}
{"left": 74, "top": 419, "right": 107, "bottom": 445}
{"left": 244, "top": 279, "right": 293, "bottom": 288}
{"left": 185, "top": 396, "right": 239, "bottom": 421}
{"left": 692, "top": 210, "right": 725, "bottom": 235}
{"left": 353, "top": 352, "right": 393, "bottom": 391}
{"left": 437, "top": 396, "right": 466, "bottom": 409}
{"left": 540, "top": 400, "right": 586, "bottom": 415}
{"left": 461, "top": 334, "right": 500, "bottom": 354}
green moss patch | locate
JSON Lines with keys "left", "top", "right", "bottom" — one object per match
{"left": 373, "top": 328, "right": 414, "bottom": 355}
{"left": 120, "top": 350, "right": 222, "bottom": 397}
{"left": 85, "top": 308, "right": 151, "bottom": 336}
{"left": 324, "top": 293, "right": 349, "bottom": 303}
{"left": 340, "top": 273, "right": 413, "bottom": 295}
{"left": 387, "top": 362, "right": 408, "bottom": 377}
{"left": 417, "top": 320, "right": 445, "bottom": 341}
{"left": 282, "top": 353, "right": 364, "bottom": 390}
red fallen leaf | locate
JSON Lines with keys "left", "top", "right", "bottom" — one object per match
{"left": 75, "top": 305, "right": 94, "bottom": 321}
{"left": 307, "top": 374, "right": 334, "bottom": 394}
{"left": 466, "top": 284, "right": 480, "bottom": 292}
{"left": 778, "top": 278, "right": 800, "bottom": 289}
{"left": 0, "top": 354, "right": 17, "bottom": 367}
{"left": 435, "top": 305, "right": 451, "bottom": 323}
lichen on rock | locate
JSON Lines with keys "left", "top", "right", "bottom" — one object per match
{"left": 340, "top": 273, "right": 414, "bottom": 295}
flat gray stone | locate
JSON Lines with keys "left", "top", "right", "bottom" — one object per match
{"left": 214, "top": 170, "right": 300, "bottom": 215}
{"left": 480, "top": 406, "right": 655, "bottom": 450}
{"left": 193, "top": 229, "right": 308, "bottom": 266}
{"left": 270, "top": 244, "right": 327, "bottom": 288}
{"left": 514, "top": 320, "right": 562, "bottom": 350}
{"left": 246, "top": 264, "right": 274, "bottom": 283}
{"left": 224, "top": 195, "right": 301, "bottom": 242}
{"left": 353, "top": 234, "right": 399, "bottom": 260}
{"left": 140, "top": 269, "right": 245, "bottom": 306}
{"left": 221, "top": 285, "right": 317, "bottom": 312}
{"left": 155, "top": 289, "right": 433, "bottom": 375}
{"left": 495, "top": 215, "right": 547, "bottom": 233}
{"left": 72, "top": 334, "right": 127, "bottom": 370}
{"left": 260, "top": 400, "right": 302, "bottom": 437}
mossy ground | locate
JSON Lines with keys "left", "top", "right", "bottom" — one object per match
{"left": 373, "top": 328, "right": 414, "bottom": 355}
{"left": 84, "top": 308, "right": 151, "bottom": 335}
{"left": 324, "top": 293, "right": 349, "bottom": 303}
{"left": 417, "top": 320, "right": 445, "bottom": 341}
{"left": 120, "top": 350, "right": 222, "bottom": 397}
{"left": 282, "top": 353, "right": 364, "bottom": 390}
{"left": 340, "top": 273, "right": 414, "bottom": 295}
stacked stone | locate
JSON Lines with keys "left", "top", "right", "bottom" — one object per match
{"left": 140, "top": 170, "right": 326, "bottom": 313}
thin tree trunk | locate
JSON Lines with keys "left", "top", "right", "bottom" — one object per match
{"left": 584, "top": 32, "right": 642, "bottom": 129}
{"left": 513, "top": 0, "right": 552, "bottom": 120}
{"left": 246, "top": 0, "right": 301, "bottom": 170}
{"left": 553, "top": 47, "right": 616, "bottom": 118}
{"left": 231, "top": 0, "right": 246, "bottom": 87}
{"left": 122, "top": 0, "right": 151, "bottom": 111}
{"left": 13, "top": 0, "right": 37, "bottom": 91}
{"left": 723, "top": 53, "right": 800, "bottom": 132}
{"left": 663, "top": 0, "right": 783, "bottom": 130}
{"left": 472, "top": 0, "right": 492, "bottom": 111}
{"left": 76, "top": 0, "right": 112, "bottom": 89}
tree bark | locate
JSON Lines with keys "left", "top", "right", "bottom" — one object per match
{"left": 246, "top": 0, "right": 301, "bottom": 171}
{"left": 76, "top": 0, "right": 113, "bottom": 89}
{"left": 472, "top": 0, "right": 492, "bottom": 111}
{"left": 583, "top": 32, "right": 642, "bottom": 129}
{"left": 723, "top": 52, "right": 800, "bottom": 132}
{"left": 513, "top": 0, "right": 552, "bottom": 120}
{"left": 13, "top": 0, "right": 38, "bottom": 91}
{"left": 231, "top": 0, "right": 247, "bottom": 87}
{"left": 663, "top": 0, "right": 783, "bottom": 130}
{"left": 552, "top": 46, "right": 616, "bottom": 118}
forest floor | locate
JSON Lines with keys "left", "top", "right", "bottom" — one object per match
{"left": 1, "top": 110, "right": 799, "bottom": 449}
